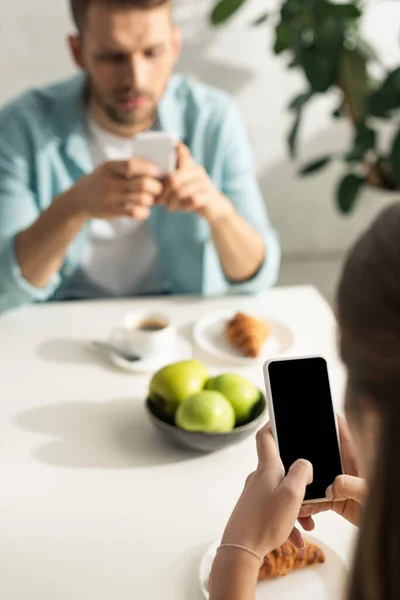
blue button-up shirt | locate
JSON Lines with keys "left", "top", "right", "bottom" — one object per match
{"left": 0, "top": 73, "right": 280, "bottom": 312}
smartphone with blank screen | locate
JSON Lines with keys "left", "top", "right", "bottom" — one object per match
{"left": 263, "top": 356, "right": 343, "bottom": 504}
{"left": 132, "top": 131, "right": 177, "bottom": 177}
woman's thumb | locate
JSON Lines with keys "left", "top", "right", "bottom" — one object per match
{"left": 326, "top": 475, "right": 365, "bottom": 503}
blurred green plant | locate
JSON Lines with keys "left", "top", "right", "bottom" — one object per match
{"left": 210, "top": 0, "right": 400, "bottom": 214}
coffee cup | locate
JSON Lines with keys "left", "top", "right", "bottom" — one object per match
{"left": 111, "top": 312, "right": 176, "bottom": 359}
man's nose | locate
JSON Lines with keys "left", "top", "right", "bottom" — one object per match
{"left": 123, "top": 55, "right": 148, "bottom": 90}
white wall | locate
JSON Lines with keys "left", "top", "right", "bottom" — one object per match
{"left": 1, "top": 0, "right": 400, "bottom": 258}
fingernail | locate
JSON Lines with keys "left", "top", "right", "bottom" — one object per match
{"left": 325, "top": 485, "right": 333, "bottom": 500}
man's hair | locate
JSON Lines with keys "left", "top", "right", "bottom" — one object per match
{"left": 70, "top": 0, "right": 171, "bottom": 31}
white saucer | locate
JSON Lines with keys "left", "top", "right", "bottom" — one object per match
{"left": 193, "top": 309, "right": 294, "bottom": 366}
{"left": 106, "top": 336, "right": 193, "bottom": 374}
{"left": 199, "top": 535, "right": 347, "bottom": 600}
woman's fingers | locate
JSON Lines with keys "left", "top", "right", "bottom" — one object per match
{"left": 279, "top": 459, "right": 313, "bottom": 500}
{"left": 288, "top": 526, "right": 304, "bottom": 549}
{"left": 256, "top": 424, "right": 282, "bottom": 469}
{"left": 327, "top": 474, "right": 366, "bottom": 503}
{"left": 298, "top": 474, "right": 365, "bottom": 529}
{"left": 298, "top": 516, "right": 315, "bottom": 532}
{"left": 299, "top": 502, "right": 334, "bottom": 518}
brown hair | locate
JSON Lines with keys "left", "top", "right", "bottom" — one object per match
{"left": 70, "top": 0, "right": 171, "bottom": 31}
{"left": 337, "top": 203, "right": 400, "bottom": 600}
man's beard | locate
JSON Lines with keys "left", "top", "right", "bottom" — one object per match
{"left": 90, "top": 80, "right": 157, "bottom": 128}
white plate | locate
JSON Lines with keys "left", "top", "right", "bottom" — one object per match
{"left": 106, "top": 336, "right": 193, "bottom": 374}
{"left": 193, "top": 309, "right": 294, "bottom": 366}
{"left": 199, "top": 536, "right": 348, "bottom": 600}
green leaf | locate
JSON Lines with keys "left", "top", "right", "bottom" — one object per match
{"left": 345, "top": 123, "right": 376, "bottom": 162}
{"left": 288, "top": 91, "right": 313, "bottom": 111}
{"left": 288, "top": 111, "right": 302, "bottom": 158}
{"left": 274, "top": 20, "right": 290, "bottom": 54}
{"left": 330, "top": 3, "right": 361, "bottom": 19}
{"left": 298, "top": 19, "right": 344, "bottom": 92}
{"left": 369, "top": 68, "right": 400, "bottom": 118}
{"left": 211, "top": 0, "right": 246, "bottom": 26}
{"left": 300, "top": 156, "right": 332, "bottom": 175}
{"left": 301, "top": 50, "right": 341, "bottom": 92}
{"left": 390, "top": 129, "right": 400, "bottom": 188}
{"left": 252, "top": 13, "right": 269, "bottom": 26}
{"left": 336, "top": 173, "right": 365, "bottom": 214}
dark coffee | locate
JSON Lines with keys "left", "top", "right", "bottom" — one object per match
{"left": 138, "top": 320, "right": 168, "bottom": 332}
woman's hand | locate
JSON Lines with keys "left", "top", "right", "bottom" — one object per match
{"left": 221, "top": 423, "right": 313, "bottom": 558}
{"left": 209, "top": 424, "right": 312, "bottom": 600}
{"left": 299, "top": 416, "right": 366, "bottom": 529}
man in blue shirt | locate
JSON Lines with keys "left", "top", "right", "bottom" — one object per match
{"left": 0, "top": 0, "right": 280, "bottom": 313}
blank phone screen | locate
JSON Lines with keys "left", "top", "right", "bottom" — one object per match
{"left": 268, "top": 357, "right": 342, "bottom": 501}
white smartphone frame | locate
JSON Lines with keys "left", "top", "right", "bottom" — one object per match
{"left": 263, "top": 355, "right": 343, "bottom": 505}
{"left": 132, "top": 131, "right": 177, "bottom": 177}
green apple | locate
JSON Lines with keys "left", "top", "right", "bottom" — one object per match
{"left": 149, "top": 360, "right": 209, "bottom": 416}
{"left": 176, "top": 391, "right": 235, "bottom": 433}
{"left": 205, "top": 374, "right": 261, "bottom": 425}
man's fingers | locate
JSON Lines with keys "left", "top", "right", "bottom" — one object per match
{"left": 125, "top": 159, "right": 163, "bottom": 179}
{"left": 328, "top": 475, "right": 366, "bottom": 503}
{"left": 160, "top": 162, "right": 200, "bottom": 204}
{"left": 132, "top": 206, "right": 151, "bottom": 220}
{"left": 163, "top": 177, "right": 206, "bottom": 213}
{"left": 167, "top": 166, "right": 200, "bottom": 191}
{"left": 110, "top": 204, "right": 150, "bottom": 220}
{"left": 106, "top": 159, "right": 162, "bottom": 179}
{"left": 170, "top": 194, "right": 209, "bottom": 214}
{"left": 179, "top": 198, "right": 196, "bottom": 212}
{"left": 166, "top": 190, "right": 180, "bottom": 213}
{"left": 119, "top": 193, "right": 155, "bottom": 208}
{"left": 176, "top": 142, "right": 193, "bottom": 168}
{"left": 173, "top": 181, "right": 204, "bottom": 202}
{"left": 124, "top": 177, "right": 163, "bottom": 197}
{"left": 126, "top": 205, "right": 151, "bottom": 220}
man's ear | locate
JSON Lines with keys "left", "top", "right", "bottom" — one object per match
{"left": 172, "top": 27, "right": 182, "bottom": 64}
{"left": 67, "top": 34, "right": 85, "bottom": 70}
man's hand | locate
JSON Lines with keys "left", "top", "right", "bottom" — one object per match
{"left": 69, "top": 158, "right": 163, "bottom": 221}
{"left": 158, "top": 143, "right": 233, "bottom": 222}
{"left": 15, "top": 158, "right": 163, "bottom": 289}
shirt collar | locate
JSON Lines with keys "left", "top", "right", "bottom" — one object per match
{"left": 49, "top": 72, "right": 93, "bottom": 175}
{"left": 157, "top": 74, "right": 186, "bottom": 142}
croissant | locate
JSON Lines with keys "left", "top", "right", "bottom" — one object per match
{"left": 226, "top": 312, "right": 269, "bottom": 358}
{"left": 258, "top": 540, "right": 325, "bottom": 580}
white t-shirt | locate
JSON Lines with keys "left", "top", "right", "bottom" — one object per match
{"left": 66, "top": 117, "right": 161, "bottom": 297}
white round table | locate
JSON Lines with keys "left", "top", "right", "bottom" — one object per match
{"left": 0, "top": 286, "right": 356, "bottom": 599}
